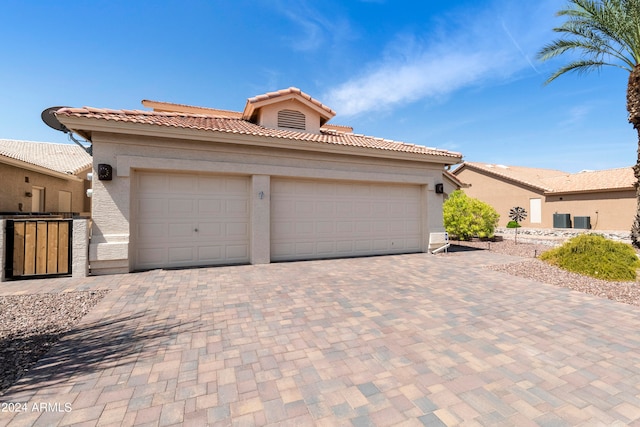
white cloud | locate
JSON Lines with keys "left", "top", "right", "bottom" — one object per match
{"left": 324, "top": 1, "right": 557, "bottom": 117}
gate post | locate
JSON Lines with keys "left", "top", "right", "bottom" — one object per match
{"left": 72, "top": 218, "right": 89, "bottom": 278}
{"left": 0, "top": 219, "right": 5, "bottom": 282}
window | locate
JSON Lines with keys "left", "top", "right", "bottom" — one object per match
{"left": 530, "top": 198, "right": 542, "bottom": 223}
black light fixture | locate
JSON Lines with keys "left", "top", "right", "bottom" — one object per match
{"left": 435, "top": 183, "right": 444, "bottom": 194}
{"left": 98, "top": 164, "right": 113, "bottom": 181}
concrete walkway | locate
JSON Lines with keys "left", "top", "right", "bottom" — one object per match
{"left": 1, "top": 250, "right": 640, "bottom": 426}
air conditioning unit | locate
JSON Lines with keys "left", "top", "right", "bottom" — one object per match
{"left": 574, "top": 216, "right": 591, "bottom": 230}
{"left": 553, "top": 213, "right": 571, "bottom": 228}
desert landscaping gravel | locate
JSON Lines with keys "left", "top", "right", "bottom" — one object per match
{"left": 452, "top": 239, "right": 640, "bottom": 307}
{"left": 0, "top": 290, "right": 108, "bottom": 393}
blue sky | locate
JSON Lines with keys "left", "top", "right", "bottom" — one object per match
{"left": 0, "top": 0, "right": 635, "bottom": 172}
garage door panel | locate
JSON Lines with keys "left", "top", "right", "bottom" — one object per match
{"left": 138, "top": 223, "right": 165, "bottom": 239}
{"left": 137, "top": 248, "right": 164, "bottom": 265}
{"left": 169, "top": 175, "right": 196, "bottom": 192}
{"left": 134, "top": 172, "right": 250, "bottom": 270}
{"left": 226, "top": 199, "right": 249, "bottom": 215}
{"left": 198, "top": 246, "right": 222, "bottom": 261}
{"left": 316, "top": 241, "right": 335, "bottom": 254}
{"left": 316, "top": 221, "right": 334, "bottom": 234}
{"left": 168, "top": 223, "right": 194, "bottom": 239}
{"left": 198, "top": 199, "right": 223, "bottom": 215}
{"left": 198, "top": 222, "right": 223, "bottom": 237}
{"left": 336, "top": 241, "right": 354, "bottom": 253}
{"left": 271, "top": 179, "right": 422, "bottom": 261}
{"left": 137, "top": 198, "right": 167, "bottom": 219}
{"left": 226, "top": 222, "right": 249, "bottom": 237}
{"left": 168, "top": 199, "right": 195, "bottom": 216}
{"left": 168, "top": 246, "right": 194, "bottom": 263}
{"left": 295, "top": 222, "right": 314, "bottom": 234}
{"left": 138, "top": 173, "right": 167, "bottom": 192}
{"left": 316, "top": 201, "right": 334, "bottom": 215}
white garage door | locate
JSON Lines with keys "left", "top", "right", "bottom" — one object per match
{"left": 271, "top": 179, "right": 422, "bottom": 261}
{"left": 133, "top": 172, "right": 250, "bottom": 270}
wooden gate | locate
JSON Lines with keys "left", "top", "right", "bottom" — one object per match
{"left": 5, "top": 219, "right": 73, "bottom": 279}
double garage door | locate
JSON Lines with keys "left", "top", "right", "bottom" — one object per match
{"left": 133, "top": 172, "right": 422, "bottom": 270}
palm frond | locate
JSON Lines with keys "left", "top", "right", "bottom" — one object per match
{"left": 537, "top": 0, "right": 640, "bottom": 83}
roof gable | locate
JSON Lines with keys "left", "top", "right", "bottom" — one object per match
{"left": 242, "top": 87, "right": 336, "bottom": 130}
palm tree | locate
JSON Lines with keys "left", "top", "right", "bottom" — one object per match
{"left": 537, "top": 0, "right": 640, "bottom": 246}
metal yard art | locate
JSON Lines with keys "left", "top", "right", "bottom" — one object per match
{"left": 509, "top": 206, "right": 527, "bottom": 244}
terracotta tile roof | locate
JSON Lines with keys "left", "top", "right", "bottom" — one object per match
{"left": 459, "top": 162, "right": 566, "bottom": 191}
{"left": 0, "top": 139, "right": 92, "bottom": 175}
{"left": 543, "top": 167, "right": 635, "bottom": 193}
{"left": 141, "top": 99, "right": 243, "bottom": 118}
{"left": 56, "top": 107, "right": 462, "bottom": 160}
{"left": 457, "top": 162, "right": 635, "bottom": 193}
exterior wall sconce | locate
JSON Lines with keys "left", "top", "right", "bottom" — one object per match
{"left": 435, "top": 183, "right": 444, "bottom": 194}
{"left": 258, "top": 191, "right": 265, "bottom": 199}
{"left": 98, "top": 164, "right": 113, "bottom": 181}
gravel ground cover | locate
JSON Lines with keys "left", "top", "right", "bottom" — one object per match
{"left": 0, "top": 290, "right": 108, "bottom": 393}
{"left": 452, "top": 239, "right": 640, "bottom": 307}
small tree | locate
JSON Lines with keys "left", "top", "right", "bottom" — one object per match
{"left": 444, "top": 190, "right": 500, "bottom": 240}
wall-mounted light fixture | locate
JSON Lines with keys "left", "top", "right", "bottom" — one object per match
{"left": 435, "top": 183, "right": 444, "bottom": 194}
{"left": 258, "top": 191, "right": 265, "bottom": 200}
{"left": 97, "top": 164, "right": 113, "bottom": 181}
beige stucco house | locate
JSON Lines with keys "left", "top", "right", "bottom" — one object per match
{"left": 453, "top": 162, "right": 635, "bottom": 231}
{"left": 53, "top": 87, "right": 462, "bottom": 275}
{"left": 0, "top": 139, "right": 91, "bottom": 215}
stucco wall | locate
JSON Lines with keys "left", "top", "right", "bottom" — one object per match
{"left": 456, "top": 168, "right": 635, "bottom": 230}
{"left": 0, "top": 163, "right": 90, "bottom": 214}
{"left": 545, "top": 190, "right": 635, "bottom": 231}
{"left": 455, "top": 168, "right": 545, "bottom": 228}
{"left": 89, "top": 131, "right": 447, "bottom": 275}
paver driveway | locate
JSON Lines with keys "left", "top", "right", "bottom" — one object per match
{"left": 1, "top": 250, "right": 640, "bottom": 426}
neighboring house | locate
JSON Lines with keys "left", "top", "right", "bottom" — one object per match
{"left": 0, "top": 139, "right": 92, "bottom": 215}
{"left": 453, "top": 162, "right": 635, "bottom": 231}
{"left": 54, "top": 87, "right": 462, "bottom": 275}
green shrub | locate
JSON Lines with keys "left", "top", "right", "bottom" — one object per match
{"left": 539, "top": 234, "right": 640, "bottom": 281}
{"left": 443, "top": 190, "right": 499, "bottom": 240}
{"left": 506, "top": 220, "right": 521, "bottom": 228}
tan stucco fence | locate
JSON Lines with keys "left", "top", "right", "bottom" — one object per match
{"left": 0, "top": 218, "right": 89, "bottom": 282}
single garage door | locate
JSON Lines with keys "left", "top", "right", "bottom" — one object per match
{"left": 133, "top": 172, "right": 250, "bottom": 270}
{"left": 271, "top": 179, "right": 422, "bottom": 261}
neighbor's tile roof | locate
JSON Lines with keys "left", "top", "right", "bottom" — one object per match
{"left": 460, "top": 162, "right": 566, "bottom": 191}
{"left": 543, "top": 167, "right": 635, "bottom": 193}
{"left": 0, "top": 139, "right": 92, "bottom": 175}
{"left": 56, "top": 107, "right": 462, "bottom": 159}
{"left": 458, "top": 162, "right": 634, "bottom": 193}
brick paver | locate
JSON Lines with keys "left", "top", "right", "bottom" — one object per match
{"left": 2, "top": 250, "right": 640, "bottom": 426}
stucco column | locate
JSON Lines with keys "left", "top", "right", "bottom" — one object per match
{"left": 0, "top": 219, "right": 5, "bottom": 282}
{"left": 72, "top": 218, "right": 90, "bottom": 278}
{"left": 250, "top": 175, "right": 270, "bottom": 264}
{"left": 422, "top": 183, "right": 445, "bottom": 252}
